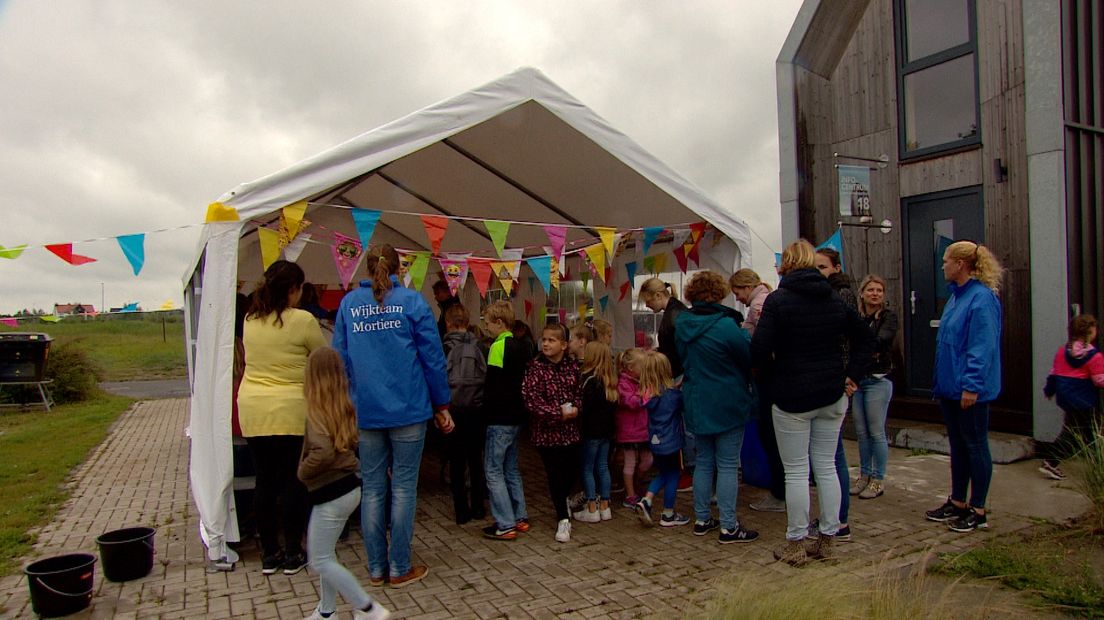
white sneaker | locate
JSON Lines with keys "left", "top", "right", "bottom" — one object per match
{"left": 555, "top": 518, "right": 571, "bottom": 542}
{"left": 353, "top": 602, "right": 392, "bottom": 620}
{"left": 599, "top": 505, "right": 613, "bottom": 521}
{"left": 304, "top": 608, "right": 330, "bottom": 620}
{"left": 572, "top": 508, "right": 601, "bottom": 523}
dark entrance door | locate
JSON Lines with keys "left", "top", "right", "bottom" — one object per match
{"left": 903, "top": 186, "right": 984, "bottom": 397}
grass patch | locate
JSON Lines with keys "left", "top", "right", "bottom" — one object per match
{"left": 934, "top": 525, "right": 1104, "bottom": 616}
{"left": 1, "top": 317, "right": 186, "bottom": 381}
{"left": 0, "top": 392, "right": 133, "bottom": 576}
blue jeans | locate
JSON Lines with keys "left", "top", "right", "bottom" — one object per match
{"left": 359, "top": 422, "right": 426, "bottom": 579}
{"left": 648, "top": 452, "right": 681, "bottom": 510}
{"left": 581, "top": 438, "right": 612, "bottom": 501}
{"left": 852, "top": 377, "right": 892, "bottom": 479}
{"left": 835, "top": 433, "right": 850, "bottom": 524}
{"left": 484, "top": 425, "right": 528, "bottom": 530}
{"left": 774, "top": 396, "right": 846, "bottom": 540}
{"left": 308, "top": 487, "right": 372, "bottom": 614}
{"left": 940, "top": 399, "right": 993, "bottom": 509}
{"left": 693, "top": 425, "right": 746, "bottom": 531}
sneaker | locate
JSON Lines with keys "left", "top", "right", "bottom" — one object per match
{"left": 660, "top": 512, "right": 691, "bottom": 527}
{"left": 635, "top": 497, "right": 654, "bottom": 527}
{"left": 677, "top": 470, "right": 694, "bottom": 492}
{"left": 599, "top": 505, "right": 613, "bottom": 521}
{"left": 555, "top": 518, "right": 571, "bottom": 543}
{"left": 353, "top": 603, "right": 393, "bottom": 620}
{"left": 948, "top": 509, "right": 988, "bottom": 532}
{"left": 693, "top": 517, "right": 720, "bottom": 536}
{"left": 514, "top": 518, "right": 530, "bottom": 533}
{"left": 282, "top": 552, "right": 308, "bottom": 575}
{"left": 836, "top": 524, "right": 852, "bottom": 541}
{"left": 261, "top": 550, "right": 285, "bottom": 575}
{"left": 304, "top": 607, "right": 333, "bottom": 620}
{"left": 1039, "top": 461, "right": 1065, "bottom": 480}
{"left": 573, "top": 507, "right": 601, "bottom": 523}
{"left": 368, "top": 574, "right": 388, "bottom": 587}
{"left": 849, "top": 474, "right": 870, "bottom": 496}
{"left": 859, "top": 479, "right": 885, "bottom": 499}
{"left": 749, "top": 495, "right": 786, "bottom": 513}
{"left": 390, "top": 565, "right": 428, "bottom": 588}
{"left": 773, "top": 539, "right": 808, "bottom": 567}
{"left": 808, "top": 519, "right": 850, "bottom": 540}
{"left": 719, "top": 526, "right": 759, "bottom": 544}
{"left": 804, "top": 533, "right": 834, "bottom": 560}
{"left": 482, "top": 524, "right": 517, "bottom": 540}
{"left": 925, "top": 498, "right": 969, "bottom": 523}
{"left": 622, "top": 495, "right": 642, "bottom": 509}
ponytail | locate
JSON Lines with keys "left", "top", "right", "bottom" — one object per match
{"left": 946, "top": 241, "right": 1004, "bottom": 293}
{"left": 366, "top": 244, "right": 400, "bottom": 304}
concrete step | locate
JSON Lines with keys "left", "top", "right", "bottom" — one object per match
{"left": 842, "top": 418, "right": 1035, "bottom": 464}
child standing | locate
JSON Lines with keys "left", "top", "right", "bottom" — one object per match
{"left": 1041, "top": 314, "right": 1104, "bottom": 479}
{"left": 522, "top": 323, "right": 583, "bottom": 543}
{"left": 635, "top": 351, "right": 689, "bottom": 527}
{"left": 569, "top": 323, "right": 596, "bottom": 361}
{"left": 616, "top": 349, "right": 653, "bottom": 507}
{"left": 481, "top": 301, "right": 531, "bottom": 540}
{"left": 441, "top": 304, "right": 487, "bottom": 524}
{"left": 573, "top": 341, "right": 619, "bottom": 523}
{"left": 299, "top": 348, "right": 390, "bottom": 620}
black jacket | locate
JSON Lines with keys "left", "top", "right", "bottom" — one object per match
{"left": 657, "top": 297, "right": 687, "bottom": 377}
{"left": 863, "top": 309, "right": 898, "bottom": 376}
{"left": 750, "top": 268, "right": 873, "bottom": 412}
{"left": 482, "top": 336, "right": 530, "bottom": 426}
{"left": 578, "top": 371, "right": 617, "bottom": 440}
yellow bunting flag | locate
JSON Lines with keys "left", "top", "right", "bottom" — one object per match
{"left": 281, "top": 200, "right": 308, "bottom": 242}
{"left": 258, "top": 228, "right": 282, "bottom": 270}
{"left": 41, "top": 315, "right": 61, "bottom": 323}
{"left": 578, "top": 303, "right": 588, "bottom": 322}
{"left": 205, "top": 202, "right": 239, "bottom": 222}
{"left": 159, "top": 299, "right": 175, "bottom": 310}
{"left": 597, "top": 227, "right": 617, "bottom": 259}
{"left": 653, "top": 253, "right": 668, "bottom": 274}
{"left": 583, "top": 244, "right": 607, "bottom": 282}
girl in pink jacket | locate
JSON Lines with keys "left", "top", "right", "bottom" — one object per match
{"left": 616, "top": 348, "right": 653, "bottom": 507}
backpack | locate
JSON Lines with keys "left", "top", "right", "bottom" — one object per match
{"left": 446, "top": 336, "right": 486, "bottom": 410}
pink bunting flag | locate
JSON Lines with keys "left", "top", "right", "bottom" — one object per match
{"left": 558, "top": 308, "right": 567, "bottom": 324}
{"left": 45, "top": 243, "right": 96, "bottom": 266}
{"left": 543, "top": 225, "right": 567, "bottom": 260}
{"left": 330, "top": 232, "right": 363, "bottom": 289}
{"left": 0, "top": 318, "right": 18, "bottom": 327}
{"left": 420, "top": 215, "right": 449, "bottom": 255}
{"left": 672, "top": 244, "right": 689, "bottom": 273}
{"left": 468, "top": 259, "right": 494, "bottom": 298}
{"left": 437, "top": 254, "right": 470, "bottom": 296}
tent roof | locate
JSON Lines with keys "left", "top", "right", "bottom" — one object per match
{"left": 191, "top": 67, "right": 751, "bottom": 276}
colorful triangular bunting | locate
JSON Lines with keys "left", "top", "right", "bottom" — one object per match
{"left": 0, "top": 244, "right": 28, "bottom": 259}
{"left": 116, "top": 234, "right": 145, "bottom": 276}
{"left": 484, "top": 220, "right": 510, "bottom": 257}
{"left": 45, "top": 243, "right": 96, "bottom": 266}
{"left": 351, "top": 209, "right": 382, "bottom": 249}
{"left": 420, "top": 215, "right": 449, "bottom": 255}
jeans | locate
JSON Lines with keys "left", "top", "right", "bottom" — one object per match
{"left": 308, "top": 487, "right": 372, "bottom": 614}
{"left": 835, "top": 433, "right": 850, "bottom": 524}
{"left": 580, "top": 438, "right": 612, "bottom": 501}
{"left": 693, "top": 425, "right": 746, "bottom": 531}
{"left": 359, "top": 422, "right": 426, "bottom": 579}
{"left": 484, "top": 425, "right": 528, "bottom": 530}
{"left": 246, "top": 435, "right": 309, "bottom": 557}
{"left": 852, "top": 377, "right": 892, "bottom": 479}
{"left": 940, "top": 399, "right": 993, "bottom": 509}
{"left": 445, "top": 407, "right": 486, "bottom": 521}
{"left": 683, "top": 431, "right": 697, "bottom": 469}
{"left": 538, "top": 444, "right": 581, "bottom": 520}
{"left": 774, "top": 395, "right": 846, "bottom": 541}
{"left": 647, "top": 452, "right": 681, "bottom": 510}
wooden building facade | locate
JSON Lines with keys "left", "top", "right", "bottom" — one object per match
{"left": 777, "top": 0, "right": 1101, "bottom": 439}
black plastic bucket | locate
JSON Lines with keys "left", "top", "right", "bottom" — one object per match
{"left": 95, "top": 527, "right": 155, "bottom": 582}
{"left": 23, "top": 553, "right": 96, "bottom": 618}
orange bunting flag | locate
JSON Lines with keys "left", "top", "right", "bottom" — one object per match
{"left": 468, "top": 259, "right": 494, "bottom": 298}
{"left": 44, "top": 243, "right": 96, "bottom": 266}
{"left": 420, "top": 215, "right": 449, "bottom": 255}
{"left": 583, "top": 244, "right": 606, "bottom": 282}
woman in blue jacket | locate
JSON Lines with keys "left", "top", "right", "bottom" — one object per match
{"left": 923, "top": 240, "right": 1004, "bottom": 533}
{"left": 332, "top": 244, "right": 454, "bottom": 588}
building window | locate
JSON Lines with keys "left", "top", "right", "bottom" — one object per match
{"left": 895, "top": 0, "right": 980, "bottom": 158}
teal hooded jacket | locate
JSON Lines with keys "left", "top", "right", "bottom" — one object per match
{"left": 674, "top": 302, "right": 758, "bottom": 435}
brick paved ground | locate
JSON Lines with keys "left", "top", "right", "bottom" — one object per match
{"left": 0, "top": 399, "right": 1084, "bottom": 619}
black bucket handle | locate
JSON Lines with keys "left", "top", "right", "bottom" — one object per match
{"left": 32, "top": 576, "right": 93, "bottom": 598}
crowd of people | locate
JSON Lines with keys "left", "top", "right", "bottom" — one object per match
{"left": 231, "top": 235, "right": 1101, "bottom": 617}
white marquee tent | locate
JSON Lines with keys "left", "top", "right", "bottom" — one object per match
{"left": 183, "top": 67, "right": 753, "bottom": 566}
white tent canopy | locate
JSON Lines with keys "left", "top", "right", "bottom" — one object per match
{"left": 183, "top": 67, "right": 753, "bottom": 565}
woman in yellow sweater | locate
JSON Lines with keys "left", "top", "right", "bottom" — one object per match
{"left": 238, "top": 260, "right": 327, "bottom": 575}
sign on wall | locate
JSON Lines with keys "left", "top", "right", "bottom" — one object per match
{"left": 837, "top": 164, "right": 871, "bottom": 218}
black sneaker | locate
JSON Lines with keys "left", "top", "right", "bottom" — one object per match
{"left": 635, "top": 497, "right": 654, "bottom": 527}
{"left": 836, "top": 524, "right": 852, "bottom": 541}
{"left": 808, "top": 519, "right": 851, "bottom": 541}
{"left": 719, "top": 526, "right": 759, "bottom": 544}
{"left": 660, "top": 512, "right": 691, "bottom": 527}
{"left": 481, "top": 524, "right": 517, "bottom": 540}
{"left": 948, "top": 509, "right": 988, "bottom": 532}
{"left": 693, "top": 517, "right": 720, "bottom": 536}
{"left": 282, "top": 552, "right": 308, "bottom": 575}
{"left": 261, "top": 550, "right": 285, "bottom": 575}
{"left": 925, "top": 498, "right": 969, "bottom": 522}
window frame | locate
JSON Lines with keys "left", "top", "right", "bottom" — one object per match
{"left": 894, "top": 0, "right": 982, "bottom": 160}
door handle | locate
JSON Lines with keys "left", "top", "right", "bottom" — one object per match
{"left": 910, "top": 290, "right": 918, "bottom": 316}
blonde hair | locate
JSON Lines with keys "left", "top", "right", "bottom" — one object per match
{"left": 582, "top": 341, "right": 619, "bottom": 402}
{"left": 484, "top": 299, "right": 515, "bottom": 327}
{"left": 618, "top": 348, "right": 646, "bottom": 376}
{"left": 780, "top": 239, "right": 818, "bottom": 275}
{"left": 946, "top": 241, "right": 1005, "bottom": 293}
{"left": 365, "top": 244, "right": 400, "bottom": 304}
{"left": 730, "top": 268, "right": 772, "bottom": 291}
{"left": 637, "top": 351, "right": 674, "bottom": 397}
{"left": 858, "top": 274, "right": 888, "bottom": 315}
{"left": 570, "top": 322, "right": 596, "bottom": 343}
{"left": 592, "top": 319, "right": 613, "bottom": 344}
{"left": 684, "top": 270, "right": 728, "bottom": 304}
{"left": 639, "top": 277, "right": 676, "bottom": 301}
{"left": 304, "top": 347, "right": 358, "bottom": 453}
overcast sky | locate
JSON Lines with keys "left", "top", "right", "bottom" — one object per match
{"left": 0, "top": 0, "right": 802, "bottom": 316}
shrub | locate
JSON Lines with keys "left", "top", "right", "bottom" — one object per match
{"left": 45, "top": 340, "right": 103, "bottom": 403}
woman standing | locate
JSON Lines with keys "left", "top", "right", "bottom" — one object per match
{"left": 332, "top": 245, "right": 454, "bottom": 588}
{"left": 924, "top": 241, "right": 1004, "bottom": 533}
{"left": 237, "top": 260, "right": 327, "bottom": 575}
{"left": 639, "top": 278, "right": 687, "bottom": 377}
{"left": 751, "top": 240, "right": 872, "bottom": 566}
{"left": 674, "top": 271, "right": 759, "bottom": 544}
{"left": 849, "top": 275, "right": 898, "bottom": 500}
